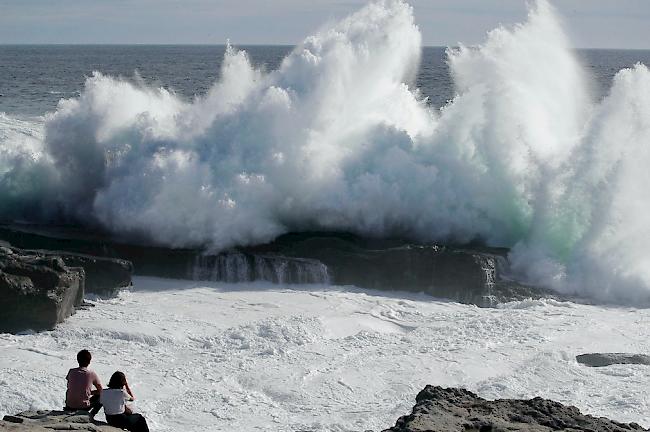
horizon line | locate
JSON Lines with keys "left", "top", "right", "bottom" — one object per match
{"left": 1, "top": 43, "right": 649, "bottom": 51}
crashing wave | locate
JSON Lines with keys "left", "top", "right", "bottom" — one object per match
{"left": 1, "top": 0, "right": 649, "bottom": 303}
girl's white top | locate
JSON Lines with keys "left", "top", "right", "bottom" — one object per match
{"left": 100, "top": 388, "right": 130, "bottom": 415}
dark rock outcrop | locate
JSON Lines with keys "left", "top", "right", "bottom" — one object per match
{"left": 576, "top": 353, "right": 650, "bottom": 367}
{"left": 0, "top": 225, "right": 552, "bottom": 306}
{"left": 0, "top": 243, "right": 132, "bottom": 332}
{"left": 1, "top": 410, "right": 122, "bottom": 431}
{"left": 0, "top": 224, "right": 207, "bottom": 279}
{"left": 247, "top": 233, "right": 554, "bottom": 306}
{"left": 22, "top": 250, "right": 132, "bottom": 296}
{"left": 0, "top": 227, "right": 133, "bottom": 296}
{"left": 0, "top": 247, "right": 84, "bottom": 332}
{"left": 384, "top": 385, "right": 647, "bottom": 432}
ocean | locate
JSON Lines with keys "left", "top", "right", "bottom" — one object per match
{"left": 2, "top": 36, "right": 650, "bottom": 301}
{"left": 2, "top": 45, "right": 650, "bottom": 117}
{"left": 2, "top": 0, "right": 650, "bottom": 430}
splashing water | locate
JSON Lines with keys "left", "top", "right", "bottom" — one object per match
{"left": 0, "top": 0, "right": 649, "bottom": 303}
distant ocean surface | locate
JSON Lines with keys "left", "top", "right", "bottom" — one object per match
{"left": 2, "top": 45, "right": 650, "bottom": 118}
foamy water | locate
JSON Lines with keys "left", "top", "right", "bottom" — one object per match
{"left": 1, "top": 277, "right": 649, "bottom": 431}
{"left": 1, "top": 2, "right": 650, "bottom": 298}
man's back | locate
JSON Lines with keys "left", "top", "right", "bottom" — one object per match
{"left": 66, "top": 367, "right": 99, "bottom": 409}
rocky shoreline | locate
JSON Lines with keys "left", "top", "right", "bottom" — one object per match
{"left": 5, "top": 225, "right": 618, "bottom": 431}
{"left": 0, "top": 224, "right": 554, "bottom": 310}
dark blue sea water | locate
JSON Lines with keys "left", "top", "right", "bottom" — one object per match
{"left": 2, "top": 45, "right": 650, "bottom": 118}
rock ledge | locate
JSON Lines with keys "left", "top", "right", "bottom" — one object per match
{"left": 383, "top": 385, "right": 648, "bottom": 432}
{"left": 1, "top": 410, "right": 122, "bottom": 431}
{"left": 0, "top": 247, "right": 84, "bottom": 332}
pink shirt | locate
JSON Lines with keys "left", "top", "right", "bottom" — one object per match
{"left": 65, "top": 367, "right": 101, "bottom": 409}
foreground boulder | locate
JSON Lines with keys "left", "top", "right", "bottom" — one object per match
{"left": 1, "top": 410, "right": 122, "bottom": 431}
{"left": 0, "top": 247, "right": 84, "bottom": 333}
{"left": 576, "top": 353, "right": 650, "bottom": 367}
{"left": 384, "top": 385, "right": 647, "bottom": 432}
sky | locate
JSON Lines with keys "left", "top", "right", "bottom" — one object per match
{"left": 0, "top": 0, "right": 649, "bottom": 49}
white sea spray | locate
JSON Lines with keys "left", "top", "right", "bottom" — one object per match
{"left": 0, "top": 0, "right": 649, "bottom": 302}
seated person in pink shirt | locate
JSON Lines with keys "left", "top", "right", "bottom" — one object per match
{"left": 64, "top": 349, "right": 102, "bottom": 417}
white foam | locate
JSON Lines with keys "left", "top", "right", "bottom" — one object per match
{"left": 1, "top": 277, "right": 649, "bottom": 431}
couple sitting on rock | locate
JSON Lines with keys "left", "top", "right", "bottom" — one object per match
{"left": 64, "top": 349, "right": 150, "bottom": 432}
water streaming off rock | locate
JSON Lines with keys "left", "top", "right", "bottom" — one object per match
{"left": 191, "top": 253, "right": 331, "bottom": 285}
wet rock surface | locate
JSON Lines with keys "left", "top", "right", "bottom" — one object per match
{"left": 0, "top": 247, "right": 84, "bottom": 332}
{"left": 250, "top": 232, "right": 556, "bottom": 306}
{"left": 0, "top": 228, "right": 133, "bottom": 296}
{"left": 0, "top": 244, "right": 133, "bottom": 332}
{"left": 576, "top": 353, "right": 650, "bottom": 367}
{"left": 383, "top": 385, "right": 648, "bottom": 432}
{"left": 1, "top": 410, "right": 122, "bottom": 431}
{"left": 24, "top": 250, "right": 132, "bottom": 296}
{"left": 0, "top": 225, "right": 553, "bottom": 306}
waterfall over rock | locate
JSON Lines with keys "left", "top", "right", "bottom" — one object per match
{"left": 191, "top": 252, "right": 330, "bottom": 284}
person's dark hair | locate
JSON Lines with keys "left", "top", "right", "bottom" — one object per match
{"left": 108, "top": 371, "right": 127, "bottom": 389}
{"left": 77, "top": 350, "right": 92, "bottom": 367}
